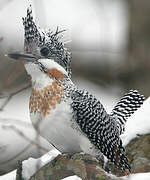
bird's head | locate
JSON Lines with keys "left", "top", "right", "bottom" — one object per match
{"left": 22, "top": 5, "right": 71, "bottom": 77}
{"left": 8, "top": 53, "right": 68, "bottom": 89}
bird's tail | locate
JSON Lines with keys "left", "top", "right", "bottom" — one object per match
{"left": 110, "top": 90, "right": 145, "bottom": 134}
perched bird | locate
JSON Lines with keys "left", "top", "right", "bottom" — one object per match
{"left": 8, "top": 5, "right": 145, "bottom": 174}
{"left": 8, "top": 51, "right": 145, "bottom": 174}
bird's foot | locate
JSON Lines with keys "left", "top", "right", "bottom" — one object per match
{"left": 62, "top": 151, "right": 84, "bottom": 159}
{"left": 124, "top": 169, "right": 130, "bottom": 176}
{"left": 96, "top": 154, "right": 110, "bottom": 173}
{"left": 16, "top": 160, "right": 24, "bottom": 180}
{"left": 62, "top": 152, "right": 77, "bottom": 159}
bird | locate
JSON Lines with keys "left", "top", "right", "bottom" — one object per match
{"left": 8, "top": 4, "right": 146, "bottom": 175}
{"left": 8, "top": 50, "right": 145, "bottom": 174}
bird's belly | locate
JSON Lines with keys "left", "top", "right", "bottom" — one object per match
{"left": 30, "top": 101, "right": 92, "bottom": 153}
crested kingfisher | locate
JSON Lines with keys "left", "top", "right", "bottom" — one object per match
{"left": 8, "top": 5, "right": 145, "bottom": 175}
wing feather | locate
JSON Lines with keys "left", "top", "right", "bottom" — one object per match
{"left": 71, "top": 89, "right": 130, "bottom": 171}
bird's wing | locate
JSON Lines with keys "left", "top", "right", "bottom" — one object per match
{"left": 71, "top": 89, "right": 130, "bottom": 171}
{"left": 110, "top": 90, "right": 145, "bottom": 135}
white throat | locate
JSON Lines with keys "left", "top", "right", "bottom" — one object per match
{"left": 25, "top": 63, "right": 53, "bottom": 90}
{"left": 24, "top": 59, "right": 68, "bottom": 90}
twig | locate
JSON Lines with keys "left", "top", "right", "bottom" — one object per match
{"left": 2, "top": 125, "right": 49, "bottom": 152}
{"left": 34, "top": 116, "right": 43, "bottom": 175}
{"left": 16, "top": 160, "right": 24, "bottom": 180}
{"left": 0, "top": 95, "right": 12, "bottom": 111}
{"left": 0, "top": 37, "right": 3, "bottom": 42}
{"left": 0, "top": 117, "right": 31, "bottom": 127}
{"left": 0, "top": 83, "right": 30, "bottom": 111}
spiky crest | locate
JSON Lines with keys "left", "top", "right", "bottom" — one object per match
{"left": 22, "top": 5, "right": 71, "bottom": 77}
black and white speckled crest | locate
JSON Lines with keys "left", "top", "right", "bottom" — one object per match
{"left": 22, "top": 5, "right": 71, "bottom": 77}
{"left": 22, "top": 5, "right": 41, "bottom": 48}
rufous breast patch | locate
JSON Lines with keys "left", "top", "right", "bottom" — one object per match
{"left": 47, "top": 68, "right": 64, "bottom": 80}
{"left": 29, "top": 81, "right": 64, "bottom": 117}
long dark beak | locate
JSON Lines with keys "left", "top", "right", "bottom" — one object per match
{"left": 7, "top": 52, "right": 37, "bottom": 63}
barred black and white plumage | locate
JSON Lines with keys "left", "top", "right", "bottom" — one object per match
{"left": 110, "top": 90, "right": 145, "bottom": 134}
{"left": 9, "top": 5, "right": 146, "bottom": 175}
{"left": 71, "top": 89, "right": 131, "bottom": 171}
{"left": 9, "top": 53, "right": 145, "bottom": 174}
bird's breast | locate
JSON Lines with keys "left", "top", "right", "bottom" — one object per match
{"left": 30, "top": 94, "right": 84, "bottom": 153}
{"left": 29, "top": 82, "right": 95, "bottom": 154}
{"left": 29, "top": 80, "right": 64, "bottom": 117}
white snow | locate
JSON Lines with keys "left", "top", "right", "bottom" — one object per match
{"left": 0, "top": 171, "right": 16, "bottom": 180}
{"left": 121, "top": 96, "right": 150, "bottom": 146}
{"left": 122, "top": 173, "right": 150, "bottom": 180}
{"left": 22, "top": 149, "right": 60, "bottom": 180}
{"left": 0, "top": 149, "right": 60, "bottom": 180}
{"left": 61, "top": 176, "right": 82, "bottom": 180}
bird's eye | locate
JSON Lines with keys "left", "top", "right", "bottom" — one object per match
{"left": 40, "top": 47, "right": 49, "bottom": 57}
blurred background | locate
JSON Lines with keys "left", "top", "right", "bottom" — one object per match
{"left": 0, "top": 0, "right": 150, "bottom": 175}
{"left": 0, "top": 0, "right": 150, "bottom": 100}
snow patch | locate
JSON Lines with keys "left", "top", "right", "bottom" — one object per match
{"left": 0, "top": 171, "right": 16, "bottom": 180}
{"left": 22, "top": 149, "right": 60, "bottom": 180}
{"left": 121, "top": 97, "right": 150, "bottom": 146}
{"left": 61, "top": 175, "right": 82, "bottom": 180}
{"left": 122, "top": 172, "right": 150, "bottom": 180}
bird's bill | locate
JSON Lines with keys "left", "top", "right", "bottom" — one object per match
{"left": 7, "top": 52, "right": 36, "bottom": 63}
